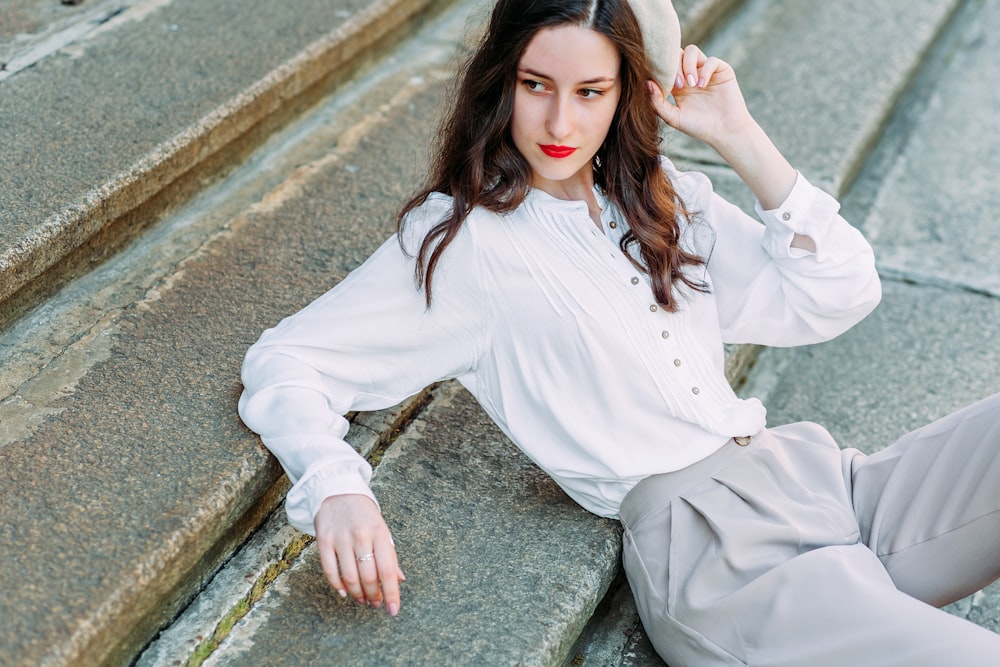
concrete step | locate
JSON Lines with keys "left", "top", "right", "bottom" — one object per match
{"left": 0, "top": 0, "right": 451, "bottom": 327}
{"left": 670, "top": 0, "right": 963, "bottom": 208}
{"left": 1, "top": 0, "right": 985, "bottom": 665}
{"left": 0, "top": 0, "right": 467, "bottom": 663}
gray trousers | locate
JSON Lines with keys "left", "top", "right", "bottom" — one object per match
{"left": 620, "top": 393, "right": 1000, "bottom": 666}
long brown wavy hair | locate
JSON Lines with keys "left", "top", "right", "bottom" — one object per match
{"left": 398, "top": 0, "right": 706, "bottom": 311}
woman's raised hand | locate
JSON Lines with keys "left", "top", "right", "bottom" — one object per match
{"left": 314, "top": 493, "right": 406, "bottom": 616}
{"left": 648, "top": 45, "right": 754, "bottom": 150}
{"left": 648, "top": 44, "right": 797, "bottom": 211}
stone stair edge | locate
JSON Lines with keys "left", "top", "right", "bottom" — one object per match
{"left": 133, "top": 394, "right": 430, "bottom": 667}
{"left": 667, "top": 0, "right": 965, "bottom": 202}
{"left": 0, "top": 0, "right": 456, "bottom": 313}
{"left": 0, "top": 2, "right": 485, "bottom": 662}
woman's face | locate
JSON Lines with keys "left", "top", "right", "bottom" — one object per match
{"left": 511, "top": 24, "right": 621, "bottom": 196}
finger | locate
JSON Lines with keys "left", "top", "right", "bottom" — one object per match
{"left": 647, "top": 79, "right": 679, "bottom": 126}
{"left": 335, "top": 541, "right": 367, "bottom": 604}
{"left": 375, "top": 538, "right": 403, "bottom": 617}
{"left": 681, "top": 44, "right": 705, "bottom": 88}
{"left": 317, "top": 533, "right": 348, "bottom": 599}
{"left": 647, "top": 79, "right": 666, "bottom": 111}
{"left": 355, "top": 547, "right": 383, "bottom": 607}
{"left": 697, "top": 56, "right": 724, "bottom": 88}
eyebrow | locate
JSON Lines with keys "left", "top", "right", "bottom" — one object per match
{"left": 518, "top": 67, "right": 617, "bottom": 85}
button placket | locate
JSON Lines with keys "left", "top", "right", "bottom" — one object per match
{"left": 646, "top": 303, "right": 687, "bottom": 381}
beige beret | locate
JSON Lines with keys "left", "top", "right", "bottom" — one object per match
{"left": 628, "top": 0, "right": 682, "bottom": 91}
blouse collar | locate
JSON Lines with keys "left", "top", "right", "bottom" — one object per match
{"left": 524, "top": 183, "right": 608, "bottom": 215}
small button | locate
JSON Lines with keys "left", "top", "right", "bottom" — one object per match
{"left": 691, "top": 387, "right": 700, "bottom": 395}
{"left": 609, "top": 220, "right": 618, "bottom": 229}
{"left": 649, "top": 304, "right": 658, "bottom": 312}
{"left": 673, "top": 359, "right": 682, "bottom": 367}
{"left": 782, "top": 212, "right": 791, "bottom": 221}
{"left": 631, "top": 277, "right": 640, "bottom": 285}
{"left": 661, "top": 331, "right": 669, "bottom": 339}
{"left": 734, "top": 436, "right": 751, "bottom": 447}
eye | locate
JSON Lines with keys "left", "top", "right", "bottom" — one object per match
{"left": 522, "top": 79, "right": 547, "bottom": 93}
{"left": 579, "top": 88, "right": 605, "bottom": 99}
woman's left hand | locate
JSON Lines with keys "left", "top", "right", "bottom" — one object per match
{"left": 648, "top": 45, "right": 754, "bottom": 149}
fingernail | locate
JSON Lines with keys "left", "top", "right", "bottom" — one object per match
{"left": 372, "top": 599, "right": 382, "bottom": 609}
{"left": 687, "top": 74, "right": 697, "bottom": 88}
{"left": 698, "top": 77, "right": 707, "bottom": 88}
{"left": 675, "top": 74, "right": 684, "bottom": 89}
{"left": 337, "top": 589, "right": 348, "bottom": 598}
{"left": 388, "top": 602, "right": 399, "bottom": 617}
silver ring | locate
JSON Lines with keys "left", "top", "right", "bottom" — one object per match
{"left": 356, "top": 552, "right": 375, "bottom": 562}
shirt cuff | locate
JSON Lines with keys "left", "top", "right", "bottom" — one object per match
{"left": 284, "top": 461, "right": 378, "bottom": 535}
{"left": 754, "top": 172, "right": 840, "bottom": 259}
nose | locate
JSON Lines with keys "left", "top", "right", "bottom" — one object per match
{"left": 546, "top": 94, "right": 573, "bottom": 140}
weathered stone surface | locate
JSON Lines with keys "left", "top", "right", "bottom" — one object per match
{"left": 860, "top": 0, "right": 1000, "bottom": 297}
{"left": 565, "top": 575, "right": 649, "bottom": 667}
{"left": 134, "top": 510, "right": 302, "bottom": 667}
{"left": 0, "top": 5, "right": 465, "bottom": 664}
{"left": 667, "top": 0, "right": 961, "bottom": 195}
{"left": 207, "top": 382, "right": 621, "bottom": 667}
{"left": 0, "top": 0, "right": 450, "bottom": 306}
{"left": 757, "top": 282, "right": 1000, "bottom": 453}
{"left": 0, "top": 0, "right": 103, "bottom": 53}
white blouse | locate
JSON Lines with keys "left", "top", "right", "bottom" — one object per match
{"left": 239, "top": 158, "right": 881, "bottom": 534}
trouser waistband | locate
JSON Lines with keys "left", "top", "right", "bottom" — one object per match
{"left": 620, "top": 432, "right": 763, "bottom": 528}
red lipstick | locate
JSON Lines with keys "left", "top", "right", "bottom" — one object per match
{"left": 540, "top": 144, "right": 577, "bottom": 158}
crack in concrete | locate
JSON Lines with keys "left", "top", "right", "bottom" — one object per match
{"left": 877, "top": 264, "right": 1000, "bottom": 300}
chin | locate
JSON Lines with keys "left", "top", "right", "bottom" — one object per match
{"left": 531, "top": 159, "right": 592, "bottom": 184}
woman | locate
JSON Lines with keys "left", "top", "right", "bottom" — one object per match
{"left": 239, "top": 0, "right": 1000, "bottom": 663}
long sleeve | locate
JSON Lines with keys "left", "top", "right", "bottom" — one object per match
{"left": 238, "top": 195, "right": 487, "bottom": 534}
{"left": 668, "top": 162, "right": 881, "bottom": 347}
